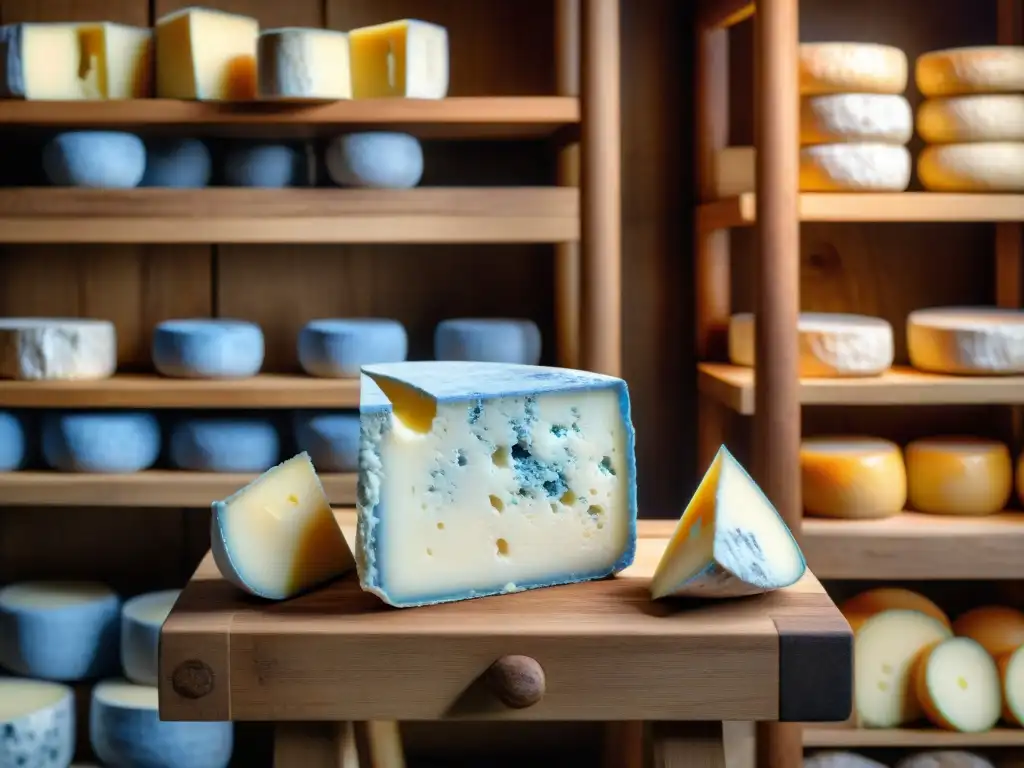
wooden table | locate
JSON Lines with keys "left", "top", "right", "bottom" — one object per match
{"left": 159, "top": 517, "right": 852, "bottom": 767}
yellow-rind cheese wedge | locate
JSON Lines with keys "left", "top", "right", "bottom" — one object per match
{"left": 799, "top": 42, "right": 909, "bottom": 95}
{"left": 800, "top": 437, "right": 906, "bottom": 520}
{"left": 905, "top": 437, "right": 1012, "bottom": 516}
{"left": 854, "top": 609, "right": 952, "bottom": 728}
{"left": 952, "top": 606, "right": 1024, "bottom": 657}
{"left": 841, "top": 588, "right": 950, "bottom": 633}
{"left": 916, "top": 46, "right": 1024, "bottom": 98}
{"left": 913, "top": 637, "right": 1001, "bottom": 732}
{"left": 998, "top": 645, "right": 1024, "bottom": 726}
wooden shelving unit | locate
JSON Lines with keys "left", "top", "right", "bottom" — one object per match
{"left": 803, "top": 727, "right": 1024, "bottom": 749}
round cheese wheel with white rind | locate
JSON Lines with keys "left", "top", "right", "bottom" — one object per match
{"left": 800, "top": 144, "right": 912, "bottom": 192}
{"left": 800, "top": 43, "right": 909, "bottom": 95}
{"left": 120, "top": 590, "right": 180, "bottom": 686}
{"left": 41, "top": 411, "right": 161, "bottom": 473}
{"left": 952, "top": 606, "right": 1024, "bottom": 657}
{"left": 801, "top": 94, "right": 913, "bottom": 145}
{"left": 169, "top": 417, "right": 280, "bottom": 473}
{"left": 916, "top": 46, "right": 1024, "bottom": 97}
{"left": 841, "top": 587, "right": 950, "bottom": 633}
{"left": 805, "top": 753, "right": 888, "bottom": 768}
{"left": 728, "top": 313, "right": 894, "bottom": 377}
{"left": 43, "top": 131, "right": 146, "bottom": 188}
{"left": 917, "top": 95, "right": 1024, "bottom": 144}
{"left": 896, "top": 753, "right": 996, "bottom": 768}
{"left": 152, "top": 319, "right": 265, "bottom": 379}
{"left": 0, "top": 411, "right": 26, "bottom": 471}
{"left": 918, "top": 143, "right": 1024, "bottom": 192}
{"left": 999, "top": 645, "right": 1024, "bottom": 725}
{"left": 297, "top": 318, "right": 408, "bottom": 378}
{"left": 914, "top": 637, "right": 1001, "bottom": 732}
{"left": 0, "top": 581, "right": 121, "bottom": 681}
{"left": 905, "top": 437, "right": 1012, "bottom": 516}
{"left": 292, "top": 411, "right": 359, "bottom": 472}
{"left": 908, "top": 307, "right": 1024, "bottom": 375}
{"left": 434, "top": 318, "right": 542, "bottom": 365}
{"left": 90, "top": 679, "right": 233, "bottom": 768}
{"left": 0, "top": 678, "right": 75, "bottom": 768}
{"left": 0, "top": 318, "right": 116, "bottom": 381}
{"left": 854, "top": 609, "right": 952, "bottom": 727}
{"left": 800, "top": 437, "right": 906, "bottom": 519}
{"left": 325, "top": 132, "right": 425, "bottom": 189}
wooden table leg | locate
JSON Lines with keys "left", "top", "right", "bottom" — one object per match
{"left": 274, "top": 721, "right": 406, "bottom": 768}
{"left": 652, "top": 722, "right": 727, "bottom": 768}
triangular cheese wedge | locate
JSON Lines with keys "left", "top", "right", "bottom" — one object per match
{"left": 650, "top": 445, "right": 806, "bottom": 599}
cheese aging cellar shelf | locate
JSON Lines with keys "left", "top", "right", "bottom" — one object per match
{"left": 698, "top": 364, "right": 1024, "bottom": 415}
{"left": 0, "top": 189, "right": 580, "bottom": 244}
{"left": 0, "top": 375, "right": 360, "bottom": 408}
{"left": 803, "top": 726, "right": 1024, "bottom": 748}
{"left": 0, "top": 97, "right": 580, "bottom": 140}
{"left": 0, "top": 472, "right": 356, "bottom": 508}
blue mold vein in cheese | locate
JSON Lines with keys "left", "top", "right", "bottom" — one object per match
{"left": 0, "top": 678, "right": 75, "bottom": 768}
{"left": 356, "top": 361, "right": 638, "bottom": 608}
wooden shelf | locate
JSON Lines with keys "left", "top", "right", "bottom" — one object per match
{"left": 697, "top": 193, "right": 1024, "bottom": 231}
{"left": 0, "top": 471, "right": 356, "bottom": 507}
{"left": 0, "top": 188, "right": 579, "bottom": 244}
{"left": 0, "top": 97, "right": 579, "bottom": 139}
{"left": 698, "top": 363, "right": 1024, "bottom": 415}
{"left": 0, "top": 374, "right": 360, "bottom": 408}
{"left": 803, "top": 726, "right": 1024, "bottom": 748}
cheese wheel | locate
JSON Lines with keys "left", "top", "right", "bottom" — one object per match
{"left": 0, "top": 678, "right": 75, "bottom": 768}
{"left": 854, "top": 609, "right": 952, "bottom": 727}
{"left": 908, "top": 307, "right": 1024, "bottom": 375}
{"left": 800, "top": 43, "right": 909, "bottom": 95}
{"left": 121, "top": 589, "right": 180, "bottom": 686}
{"left": 0, "top": 317, "right": 116, "bottom": 381}
{"left": 952, "top": 606, "right": 1024, "bottom": 657}
{"left": 800, "top": 437, "right": 906, "bottom": 519}
{"left": 800, "top": 144, "right": 912, "bottom": 192}
{"left": 728, "top": 312, "right": 894, "bottom": 377}
{"left": 805, "top": 753, "right": 888, "bottom": 768}
{"left": 896, "top": 753, "right": 995, "bottom": 768}
{"left": 917, "top": 95, "right": 1024, "bottom": 144}
{"left": 916, "top": 46, "right": 1024, "bottom": 97}
{"left": 918, "top": 143, "right": 1024, "bottom": 192}
{"left": 998, "top": 645, "right": 1024, "bottom": 725}
{"left": 905, "top": 437, "right": 1012, "bottom": 516}
{"left": 913, "top": 637, "right": 1001, "bottom": 732}
{"left": 841, "top": 588, "right": 950, "bottom": 633}
{"left": 800, "top": 94, "right": 913, "bottom": 145}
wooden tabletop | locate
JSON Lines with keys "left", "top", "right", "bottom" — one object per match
{"left": 159, "top": 515, "right": 851, "bottom": 724}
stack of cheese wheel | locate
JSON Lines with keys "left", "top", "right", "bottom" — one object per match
{"left": 799, "top": 43, "right": 914, "bottom": 192}
{"left": 915, "top": 46, "right": 1024, "bottom": 192}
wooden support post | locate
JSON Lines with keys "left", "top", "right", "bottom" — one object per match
{"left": 555, "top": 0, "right": 581, "bottom": 369}
{"left": 274, "top": 722, "right": 405, "bottom": 768}
{"left": 652, "top": 722, "right": 727, "bottom": 768}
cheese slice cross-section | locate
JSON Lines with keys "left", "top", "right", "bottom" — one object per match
{"left": 999, "top": 645, "right": 1024, "bottom": 726}
{"left": 914, "top": 637, "right": 1001, "bottom": 733}
{"left": 840, "top": 587, "right": 950, "bottom": 633}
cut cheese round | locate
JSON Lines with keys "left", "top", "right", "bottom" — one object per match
{"left": 0, "top": 678, "right": 74, "bottom": 768}
{"left": 121, "top": 589, "right": 180, "bottom": 686}
{"left": 951, "top": 606, "right": 1024, "bottom": 657}
{"left": 916, "top": 46, "right": 1024, "bottom": 97}
{"left": 799, "top": 43, "right": 909, "bottom": 95}
{"left": 908, "top": 307, "right": 1024, "bottom": 375}
{"left": 841, "top": 588, "right": 950, "bottom": 633}
{"left": 800, "top": 94, "right": 913, "bottom": 145}
{"left": 918, "top": 143, "right": 1024, "bottom": 192}
{"left": 914, "top": 637, "right": 1001, "bottom": 732}
{"left": 90, "top": 679, "right": 234, "bottom": 768}
{"left": 905, "top": 437, "right": 1012, "bottom": 516}
{"left": 729, "top": 312, "right": 894, "bottom": 377}
{"left": 0, "top": 317, "right": 116, "bottom": 381}
{"left": 800, "top": 144, "right": 912, "bottom": 192}
{"left": 805, "top": 753, "right": 888, "bottom": 768}
{"left": 999, "top": 644, "right": 1024, "bottom": 725}
{"left": 896, "top": 753, "right": 995, "bottom": 768}
{"left": 854, "top": 609, "right": 952, "bottom": 727}
{"left": 257, "top": 27, "right": 352, "bottom": 101}
{"left": 800, "top": 437, "right": 906, "bottom": 519}
{"left": 0, "top": 580, "right": 121, "bottom": 681}
{"left": 917, "top": 95, "right": 1024, "bottom": 144}
{"left": 651, "top": 445, "right": 806, "bottom": 599}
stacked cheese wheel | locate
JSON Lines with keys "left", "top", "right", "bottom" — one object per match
{"left": 907, "top": 307, "right": 1024, "bottom": 376}
{"left": 798, "top": 43, "right": 913, "bottom": 192}
{"left": 915, "top": 46, "right": 1024, "bottom": 192}
{"left": 807, "top": 751, "right": 997, "bottom": 768}
{"left": 841, "top": 589, "right": 1024, "bottom": 732}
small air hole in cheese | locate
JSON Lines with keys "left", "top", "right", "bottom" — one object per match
{"left": 496, "top": 538, "right": 509, "bottom": 556}
{"left": 489, "top": 495, "right": 504, "bottom": 512}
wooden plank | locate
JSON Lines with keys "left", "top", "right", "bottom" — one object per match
{"left": 803, "top": 726, "right": 1024, "bottom": 748}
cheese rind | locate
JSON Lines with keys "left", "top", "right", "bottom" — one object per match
{"left": 914, "top": 637, "right": 1001, "bottom": 732}
{"left": 800, "top": 143, "right": 912, "bottom": 192}
{"left": 951, "top": 606, "right": 1024, "bottom": 657}
{"left": 918, "top": 143, "right": 1024, "bottom": 192}
{"left": 155, "top": 7, "right": 258, "bottom": 100}
{"left": 650, "top": 445, "right": 805, "bottom": 599}
{"left": 800, "top": 94, "right": 913, "bottom": 145}
{"left": 169, "top": 417, "right": 280, "bottom": 472}
{"left": 800, "top": 437, "right": 906, "bottom": 519}
{"left": 841, "top": 587, "right": 950, "bottom": 633}
{"left": 999, "top": 645, "right": 1024, "bottom": 725}
{"left": 257, "top": 27, "right": 352, "bottom": 100}
{"left": 349, "top": 19, "right": 449, "bottom": 99}
{"left": 905, "top": 437, "right": 1012, "bottom": 516}
{"left": 298, "top": 318, "right": 409, "bottom": 378}
{"left": 434, "top": 319, "right": 543, "bottom": 366}
{"left": 917, "top": 95, "right": 1024, "bottom": 144}
{"left": 211, "top": 452, "right": 355, "bottom": 601}
{"left": 0, "top": 678, "right": 74, "bottom": 767}
{"left": 729, "top": 312, "right": 894, "bottom": 377}
{"left": 854, "top": 609, "right": 952, "bottom": 727}
{"left": 0, "top": 581, "right": 121, "bottom": 681}
{"left": 0, "top": 317, "right": 115, "bottom": 381}
{"left": 120, "top": 590, "right": 180, "bottom": 686}
{"left": 916, "top": 46, "right": 1024, "bottom": 98}
{"left": 908, "top": 307, "right": 1024, "bottom": 375}
{"left": 799, "top": 43, "right": 909, "bottom": 95}
{"left": 357, "top": 361, "right": 637, "bottom": 607}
